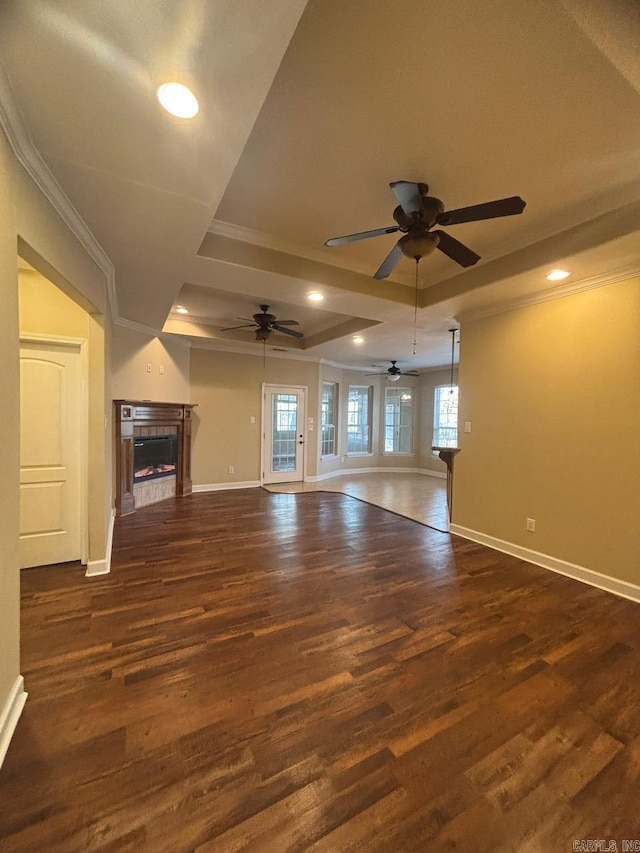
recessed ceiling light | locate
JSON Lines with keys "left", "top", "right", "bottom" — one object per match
{"left": 546, "top": 268, "right": 571, "bottom": 281}
{"left": 307, "top": 291, "right": 324, "bottom": 302}
{"left": 352, "top": 335, "right": 364, "bottom": 345}
{"left": 175, "top": 306, "right": 189, "bottom": 314}
{"left": 157, "top": 82, "right": 199, "bottom": 119}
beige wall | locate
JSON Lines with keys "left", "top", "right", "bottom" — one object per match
{"left": 454, "top": 278, "right": 640, "bottom": 584}
{"left": 1, "top": 126, "right": 110, "bottom": 728}
{"left": 190, "top": 349, "right": 319, "bottom": 485}
{"left": 0, "top": 122, "right": 22, "bottom": 728}
{"left": 191, "top": 351, "right": 429, "bottom": 487}
{"left": 111, "top": 323, "right": 191, "bottom": 403}
{"left": 19, "top": 267, "right": 89, "bottom": 336}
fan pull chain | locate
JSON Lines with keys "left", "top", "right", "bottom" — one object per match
{"left": 412, "top": 259, "right": 419, "bottom": 355}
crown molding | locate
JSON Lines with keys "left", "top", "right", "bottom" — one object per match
{"left": 208, "top": 218, "right": 415, "bottom": 286}
{"left": 183, "top": 335, "right": 322, "bottom": 362}
{"left": 458, "top": 263, "right": 640, "bottom": 323}
{"left": 318, "top": 358, "right": 374, "bottom": 372}
{"left": 0, "top": 61, "right": 118, "bottom": 320}
{"left": 114, "top": 317, "right": 192, "bottom": 348}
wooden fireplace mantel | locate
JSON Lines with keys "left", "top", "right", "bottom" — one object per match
{"left": 114, "top": 400, "right": 196, "bottom": 516}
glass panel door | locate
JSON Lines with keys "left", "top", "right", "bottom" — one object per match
{"left": 262, "top": 386, "right": 306, "bottom": 483}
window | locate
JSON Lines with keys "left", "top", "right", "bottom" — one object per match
{"left": 347, "top": 385, "right": 372, "bottom": 454}
{"left": 384, "top": 387, "right": 414, "bottom": 453}
{"left": 433, "top": 385, "right": 459, "bottom": 448}
{"left": 321, "top": 381, "right": 337, "bottom": 456}
{"left": 271, "top": 394, "right": 298, "bottom": 472}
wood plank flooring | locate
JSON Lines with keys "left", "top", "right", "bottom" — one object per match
{"left": 2, "top": 488, "right": 640, "bottom": 851}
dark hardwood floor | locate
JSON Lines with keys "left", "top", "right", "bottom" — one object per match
{"left": 2, "top": 489, "right": 640, "bottom": 851}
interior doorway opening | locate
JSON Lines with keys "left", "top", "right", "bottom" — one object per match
{"left": 18, "top": 257, "right": 90, "bottom": 570}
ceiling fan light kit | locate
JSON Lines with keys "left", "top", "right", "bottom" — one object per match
{"left": 325, "top": 180, "right": 526, "bottom": 279}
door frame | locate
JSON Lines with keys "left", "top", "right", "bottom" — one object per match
{"left": 261, "top": 384, "right": 308, "bottom": 485}
{"left": 19, "top": 334, "right": 89, "bottom": 565}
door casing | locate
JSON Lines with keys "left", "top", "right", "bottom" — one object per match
{"left": 19, "top": 334, "right": 88, "bottom": 568}
{"left": 261, "top": 384, "right": 308, "bottom": 485}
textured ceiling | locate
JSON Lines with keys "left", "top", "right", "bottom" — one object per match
{"left": 1, "top": 0, "right": 638, "bottom": 369}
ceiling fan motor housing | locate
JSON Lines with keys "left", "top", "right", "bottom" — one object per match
{"left": 392, "top": 194, "right": 445, "bottom": 230}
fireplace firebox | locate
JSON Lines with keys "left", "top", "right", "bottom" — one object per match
{"left": 134, "top": 435, "right": 178, "bottom": 482}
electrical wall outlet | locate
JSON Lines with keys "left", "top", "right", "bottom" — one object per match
{"left": 526, "top": 518, "right": 536, "bottom": 532}
{"left": 228, "top": 466, "right": 234, "bottom": 474}
{"left": 464, "top": 421, "right": 472, "bottom": 433}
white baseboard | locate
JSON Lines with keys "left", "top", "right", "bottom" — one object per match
{"left": 85, "top": 508, "right": 115, "bottom": 577}
{"left": 0, "top": 675, "right": 27, "bottom": 769}
{"left": 193, "top": 481, "right": 261, "bottom": 493}
{"left": 449, "top": 524, "right": 640, "bottom": 604}
{"left": 308, "top": 467, "right": 446, "bottom": 483}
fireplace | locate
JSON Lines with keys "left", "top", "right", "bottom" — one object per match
{"left": 115, "top": 401, "right": 195, "bottom": 516}
{"left": 134, "top": 435, "right": 178, "bottom": 482}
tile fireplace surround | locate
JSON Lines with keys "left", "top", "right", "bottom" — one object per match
{"left": 114, "top": 400, "right": 195, "bottom": 516}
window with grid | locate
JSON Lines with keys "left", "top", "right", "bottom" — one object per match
{"left": 433, "top": 385, "right": 459, "bottom": 448}
{"left": 321, "top": 381, "right": 337, "bottom": 457}
{"left": 384, "top": 387, "right": 414, "bottom": 453}
{"left": 271, "top": 394, "right": 298, "bottom": 472}
{"left": 347, "top": 385, "right": 372, "bottom": 454}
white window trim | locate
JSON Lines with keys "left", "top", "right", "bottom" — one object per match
{"left": 320, "top": 381, "right": 338, "bottom": 459}
{"left": 346, "top": 384, "right": 373, "bottom": 456}
{"left": 433, "top": 383, "right": 459, "bottom": 453}
{"left": 383, "top": 385, "right": 416, "bottom": 455}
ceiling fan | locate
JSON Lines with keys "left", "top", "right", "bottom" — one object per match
{"left": 366, "top": 360, "right": 419, "bottom": 382}
{"left": 325, "top": 181, "right": 526, "bottom": 279}
{"left": 220, "top": 304, "right": 303, "bottom": 341}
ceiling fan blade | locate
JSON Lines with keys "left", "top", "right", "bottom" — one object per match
{"left": 325, "top": 226, "right": 399, "bottom": 247}
{"left": 272, "top": 319, "right": 299, "bottom": 326}
{"left": 432, "top": 230, "right": 481, "bottom": 268}
{"left": 272, "top": 324, "right": 303, "bottom": 339}
{"left": 220, "top": 323, "right": 256, "bottom": 332}
{"left": 373, "top": 242, "right": 404, "bottom": 280}
{"left": 437, "top": 196, "right": 526, "bottom": 226}
{"left": 402, "top": 371, "right": 420, "bottom": 376}
{"left": 365, "top": 372, "right": 384, "bottom": 376}
{"left": 390, "top": 181, "right": 424, "bottom": 216}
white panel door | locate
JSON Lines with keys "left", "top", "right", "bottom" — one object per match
{"left": 19, "top": 340, "right": 83, "bottom": 568}
{"left": 262, "top": 386, "right": 306, "bottom": 484}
